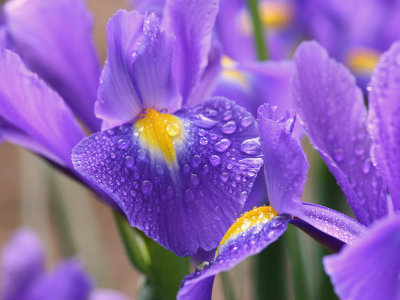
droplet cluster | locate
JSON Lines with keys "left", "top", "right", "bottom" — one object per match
{"left": 72, "top": 98, "right": 263, "bottom": 255}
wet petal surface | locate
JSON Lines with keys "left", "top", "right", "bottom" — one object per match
{"left": 293, "top": 41, "right": 387, "bottom": 225}
{"left": 368, "top": 40, "right": 400, "bottom": 210}
{"left": 324, "top": 215, "right": 400, "bottom": 300}
{"left": 73, "top": 98, "right": 263, "bottom": 256}
{"left": 257, "top": 104, "right": 308, "bottom": 217}
{"left": 178, "top": 208, "right": 291, "bottom": 300}
{"left": 96, "top": 10, "right": 180, "bottom": 129}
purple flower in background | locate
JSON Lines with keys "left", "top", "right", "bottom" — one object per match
{"left": 71, "top": 0, "right": 265, "bottom": 257}
{"left": 293, "top": 40, "right": 400, "bottom": 299}
{"left": 176, "top": 104, "right": 365, "bottom": 300}
{"left": 1, "top": 229, "right": 129, "bottom": 300}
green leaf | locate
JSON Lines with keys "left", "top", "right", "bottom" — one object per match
{"left": 114, "top": 212, "right": 190, "bottom": 300}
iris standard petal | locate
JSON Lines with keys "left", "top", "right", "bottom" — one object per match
{"left": 323, "top": 215, "right": 400, "bottom": 300}
{"left": 1, "top": 229, "right": 44, "bottom": 300}
{"left": 89, "top": 289, "right": 130, "bottom": 300}
{"left": 293, "top": 41, "right": 387, "bottom": 225}
{"left": 0, "top": 47, "right": 85, "bottom": 166}
{"left": 178, "top": 208, "right": 291, "bottom": 300}
{"left": 130, "top": 0, "right": 165, "bottom": 16}
{"left": 72, "top": 98, "right": 263, "bottom": 256}
{"left": 368, "top": 40, "right": 400, "bottom": 210}
{"left": 257, "top": 104, "right": 307, "bottom": 217}
{"left": 25, "top": 259, "right": 92, "bottom": 300}
{"left": 162, "top": 0, "right": 220, "bottom": 107}
{"left": 291, "top": 203, "right": 366, "bottom": 253}
{"left": 96, "top": 10, "right": 180, "bottom": 129}
{"left": 4, "top": 0, "right": 101, "bottom": 131}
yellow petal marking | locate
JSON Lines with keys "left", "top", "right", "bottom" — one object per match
{"left": 216, "top": 206, "right": 278, "bottom": 256}
{"left": 135, "top": 109, "right": 182, "bottom": 164}
{"left": 346, "top": 47, "right": 381, "bottom": 75}
{"left": 221, "top": 56, "right": 249, "bottom": 89}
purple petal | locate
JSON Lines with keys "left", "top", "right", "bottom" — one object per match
{"left": 213, "top": 59, "right": 294, "bottom": 119}
{"left": 293, "top": 41, "right": 387, "bottom": 225}
{"left": 89, "top": 289, "right": 130, "bottom": 300}
{"left": 25, "top": 259, "right": 92, "bottom": 300}
{"left": 257, "top": 104, "right": 308, "bottom": 217}
{"left": 1, "top": 229, "right": 44, "bottom": 300}
{"left": 72, "top": 98, "right": 263, "bottom": 256}
{"left": 0, "top": 47, "right": 85, "bottom": 166}
{"left": 323, "top": 215, "right": 400, "bottom": 300}
{"left": 215, "top": 0, "right": 255, "bottom": 62}
{"left": 162, "top": 0, "right": 220, "bottom": 107}
{"left": 178, "top": 210, "right": 291, "bottom": 300}
{"left": 291, "top": 202, "right": 366, "bottom": 253}
{"left": 130, "top": 0, "right": 165, "bottom": 16}
{"left": 4, "top": 0, "right": 101, "bottom": 131}
{"left": 96, "top": 10, "right": 180, "bottom": 129}
{"left": 368, "top": 40, "right": 400, "bottom": 210}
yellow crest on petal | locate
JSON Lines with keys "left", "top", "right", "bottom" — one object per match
{"left": 216, "top": 206, "right": 278, "bottom": 256}
{"left": 346, "top": 47, "right": 381, "bottom": 75}
{"left": 135, "top": 109, "right": 183, "bottom": 164}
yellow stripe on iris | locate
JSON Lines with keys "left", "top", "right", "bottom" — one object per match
{"left": 259, "top": 1, "right": 293, "bottom": 29}
{"left": 216, "top": 206, "right": 278, "bottom": 256}
{"left": 135, "top": 108, "right": 183, "bottom": 164}
{"left": 221, "top": 56, "right": 249, "bottom": 89}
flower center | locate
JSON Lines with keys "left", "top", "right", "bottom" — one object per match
{"left": 216, "top": 206, "right": 278, "bottom": 256}
{"left": 259, "top": 1, "right": 293, "bottom": 29}
{"left": 135, "top": 108, "right": 183, "bottom": 164}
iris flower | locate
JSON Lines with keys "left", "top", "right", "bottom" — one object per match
{"left": 176, "top": 103, "right": 365, "bottom": 300}
{"left": 177, "top": 39, "right": 400, "bottom": 300}
{"left": 293, "top": 41, "right": 400, "bottom": 299}
{"left": 71, "top": 0, "right": 265, "bottom": 257}
{"left": 1, "top": 229, "right": 128, "bottom": 300}
{"left": 0, "top": 0, "right": 263, "bottom": 257}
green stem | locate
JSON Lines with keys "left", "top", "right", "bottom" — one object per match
{"left": 221, "top": 272, "right": 236, "bottom": 300}
{"left": 246, "top": 0, "right": 268, "bottom": 61}
{"left": 285, "top": 226, "right": 311, "bottom": 300}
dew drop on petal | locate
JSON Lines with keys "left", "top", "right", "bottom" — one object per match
{"left": 220, "top": 173, "right": 229, "bottom": 182}
{"left": 333, "top": 148, "right": 345, "bottom": 162}
{"left": 190, "top": 173, "right": 200, "bottom": 185}
{"left": 117, "top": 138, "right": 129, "bottom": 150}
{"left": 221, "top": 121, "right": 237, "bottom": 134}
{"left": 209, "top": 155, "right": 221, "bottom": 166}
{"left": 214, "top": 139, "right": 232, "bottom": 152}
{"left": 240, "top": 138, "right": 261, "bottom": 155}
{"left": 199, "top": 137, "right": 209, "bottom": 146}
{"left": 141, "top": 180, "right": 153, "bottom": 194}
{"left": 125, "top": 156, "right": 135, "bottom": 169}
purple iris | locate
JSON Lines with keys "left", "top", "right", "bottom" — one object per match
{"left": 71, "top": 1, "right": 264, "bottom": 256}
{"left": 176, "top": 103, "right": 365, "bottom": 300}
{"left": 1, "top": 229, "right": 129, "bottom": 300}
{"left": 176, "top": 39, "right": 400, "bottom": 300}
{"left": 293, "top": 40, "right": 400, "bottom": 299}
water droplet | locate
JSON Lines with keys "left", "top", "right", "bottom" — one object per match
{"left": 166, "top": 122, "right": 180, "bottom": 136}
{"left": 221, "top": 121, "right": 237, "bottom": 134}
{"left": 240, "top": 117, "right": 253, "bottom": 128}
{"left": 106, "top": 128, "right": 116, "bottom": 136}
{"left": 117, "top": 138, "right": 129, "bottom": 150}
{"left": 155, "top": 164, "right": 164, "bottom": 175}
{"left": 110, "top": 152, "right": 116, "bottom": 159}
{"left": 220, "top": 173, "right": 229, "bottom": 182}
{"left": 185, "top": 189, "right": 195, "bottom": 200}
{"left": 223, "top": 110, "right": 233, "bottom": 121}
{"left": 214, "top": 139, "right": 232, "bottom": 152}
{"left": 138, "top": 149, "right": 146, "bottom": 160}
{"left": 240, "top": 138, "right": 261, "bottom": 155}
{"left": 183, "top": 164, "right": 190, "bottom": 174}
{"left": 190, "top": 173, "right": 200, "bottom": 185}
{"left": 239, "top": 157, "right": 263, "bottom": 168}
{"left": 333, "top": 148, "right": 345, "bottom": 162}
{"left": 197, "top": 261, "right": 209, "bottom": 271}
{"left": 125, "top": 156, "right": 135, "bottom": 168}
{"left": 209, "top": 155, "right": 221, "bottom": 166}
{"left": 362, "top": 159, "right": 371, "bottom": 174}
{"left": 192, "top": 114, "right": 218, "bottom": 128}
{"left": 202, "top": 164, "right": 210, "bottom": 174}
{"left": 130, "top": 190, "right": 136, "bottom": 197}
{"left": 240, "top": 191, "right": 248, "bottom": 200}
{"left": 354, "top": 145, "right": 365, "bottom": 156}
{"left": 141, "top": 180, "right": 153, "bottom": 194}
{"left": 199, "top": 137, "right": 209, "bottom": 146}
{"left": 198, "top": 129, "right": 206, "bottom": 136}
